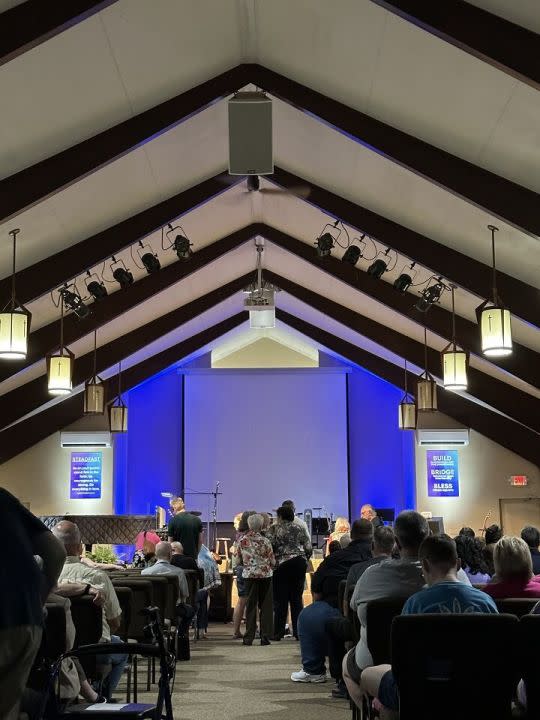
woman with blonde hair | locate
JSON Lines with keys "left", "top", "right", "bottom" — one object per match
{"left": 484, "top": 536, "right": 540, "bottom": 599}
{"left": 326, "top": 517, "right": 350, "bottom": 555}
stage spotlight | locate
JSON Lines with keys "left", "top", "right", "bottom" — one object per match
{"left": 342, "top": 245, "right": 362, "bottom": 266}
{"left": 110, "top": 257, "right": 134, "bottom": 289}
{"left": 135, "top": 240, "right": 161, "bottom": 274}
{"left": 415, "top": 279, "right": 444, "bottom": 312}
{"left": 166, "top": 223, "right": 193, "bottom": 261}
{"left": 393, "top": 262, "right": 416, "bottom": 293}
{"left": 367, "top": 248, "right": 393, "bottom": 279}
{"left": 85, "top": 271, "right": 108, "bottom": 301}
{"left": 59, "top": 285, "right": 90, "bottom": 319}
{"left": 315, "top": 220, "right": 343, "bottom": 258}
{"left": 141, "top": 252, "right": 161, "bottom": 273}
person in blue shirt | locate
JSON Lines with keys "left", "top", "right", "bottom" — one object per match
{"left": 359, "top": 534, "right": 497, "bottom": 719}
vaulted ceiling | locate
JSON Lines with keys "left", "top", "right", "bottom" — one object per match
{"left": 0, "top": 0, "right": 538, "bottom": 466}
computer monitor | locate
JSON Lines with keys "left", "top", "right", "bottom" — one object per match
{"left": 375, "top": 508, "right": 395, "bottom": 523}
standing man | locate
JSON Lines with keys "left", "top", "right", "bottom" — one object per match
{"left": 168, "top": 497, "right": 203, "bottom": 561}
{"left": 0, "top": 489, "right": 66, "bottom": 720}
{"left": 360, "top": 504, "right": 383, "bottom": 529}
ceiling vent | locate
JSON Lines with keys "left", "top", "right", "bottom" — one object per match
{"left": 415, "top": 412, "right": 470, "bottom": 447}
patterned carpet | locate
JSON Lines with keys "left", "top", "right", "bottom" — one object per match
{"left": 134, "top": 624, "right": 349, "bottom": 720}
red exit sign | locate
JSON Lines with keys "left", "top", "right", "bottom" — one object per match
{"left": 510, "top": 475, "right": 528, "bottom": 486}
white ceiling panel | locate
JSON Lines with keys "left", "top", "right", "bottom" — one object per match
{"left": 255, "top": 0, "right": 386, "bottom": 112}
{"left": 100, "top": 0, "right": 243, "bottom": 114}
{"left": 0, "top": 15, "right": 132, "bottom": 178}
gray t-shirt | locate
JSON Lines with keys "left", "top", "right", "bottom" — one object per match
{"left": 351, "top": 559, "right": 472, "bottom": 669}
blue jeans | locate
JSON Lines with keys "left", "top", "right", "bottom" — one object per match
{"left": 101, "top": 635, "right": 128, "bottom": 700}
{"left": 298, "top": 601, "right": 341, "bottom": 675}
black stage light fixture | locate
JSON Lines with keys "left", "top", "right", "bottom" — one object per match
{"left": 59, "top": 284, "right": 90, "bottom": 319}
{"left": 85, "top": 271, "right": 108, "bottom": 301}
{"left": 315, "top": 220, "right": 341, "bottom": 258}
{"left": 415, "top": 279, "right": 444, "bottom": 312}
{"left": 166, "top": 223, "right": 193, "bottom": 261}
{"left": 367, "top": 247, "right": 393, "bottom": 279}
{"left": 137, "top": 241, "right": 161, "bottom": 274}
{"left": 110, "top": 256, "right": 134, "bottom": 289}
{"left": 393, "top": 262, "right": 416, "bottom": 293}
{"left": 342, "top": 245, "right": 362, "bottom": 266}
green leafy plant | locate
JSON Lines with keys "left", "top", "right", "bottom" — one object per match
{"left": 87, "top": 544, "right": 118, "bottom": 565}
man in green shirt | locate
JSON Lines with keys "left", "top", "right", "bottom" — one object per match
{"left": 168, "top": 497, "right": 203, "bottom": 560}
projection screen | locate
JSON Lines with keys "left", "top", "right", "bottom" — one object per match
{"left": 183, "top": 369, "right": 349, "bottom": 522}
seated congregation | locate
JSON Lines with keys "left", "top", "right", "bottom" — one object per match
{"left": 4, "top": 486, "right": 540, "bottom": 720}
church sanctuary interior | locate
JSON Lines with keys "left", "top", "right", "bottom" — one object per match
{"left": 0, "top": 1, "right": 539, "bottom": 719}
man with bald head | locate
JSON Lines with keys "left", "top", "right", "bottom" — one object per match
{"left": 142, "top": 541, "right": 189, "bottom": 601}
{"left": 52, "top": 520, "right": 127, "bottom": 700}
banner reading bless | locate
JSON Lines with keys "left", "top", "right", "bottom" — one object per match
{"left": 427, "top": 450, "right": 459, "bottom": 497}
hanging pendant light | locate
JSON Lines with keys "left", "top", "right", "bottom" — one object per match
{"left": 0, "top": 229, "right": 32, "bottom": 359}
{"left": 109, "top": 361, "right": 128, "bottom": 433}
{"left": 478, "top": 225, "right": 512, "bottom": 357}
{"left": 441, "top": 285, "right": 468, "bottom": 391}
{"left": 84, "top": 329, "right": 105, "bottom": 414}
{"left": 416, "top": 326, "right": 437, "bottom": 411}
{"left": 398, "top": 360, "right": 416, "bottom": 430}
{"left": 46, "top": 295, "right": 75, "bottom": 395}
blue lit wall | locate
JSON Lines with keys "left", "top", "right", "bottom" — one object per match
{"left": 113, "top": 368, "right": 183, "bottom": 516}
{"left": 347, "top": 367, "right": 415, "bottom": 520}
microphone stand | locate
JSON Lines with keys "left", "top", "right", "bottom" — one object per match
{"left": 211, "top": 482, "right": 220, "bottom": 551}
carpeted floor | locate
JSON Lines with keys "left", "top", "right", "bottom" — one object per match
{"left": 133, "top": 624, "right": 349, "bottom": 720}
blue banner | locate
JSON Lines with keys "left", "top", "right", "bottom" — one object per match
{"left": 427, "top": 450, "right": 459, "bottom": 497}
{"left": 70, "top": 452, "right": 102, "bottom": 499}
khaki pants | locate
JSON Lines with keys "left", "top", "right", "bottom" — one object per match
{"left": 0, "top": 625, "right": 42, "bottom": 720}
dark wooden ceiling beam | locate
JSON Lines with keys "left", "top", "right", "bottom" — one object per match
{"left": 370, "top": 0, "right": 540, "bottom": 91}
{"left": 0, "top": 275, "right": 251, "bottom": 430}
{"left": 252, "top": 65, "right": 540, "bottom": 238}
{"left": 0, "top": 223, "right": 258, "bottom": 384}
{"left": 277, "top": 309, "right": 540, "bottom": 468}
{"left": 0, "top": 172, "right": 241, "bottom": 306}
{"left": 268, "top": 271, "right": 540, "bottom": 433}
{"left": 0, "top": 1, "right": 118, "bottom": 67}
{"left": 3, "top": 63, "right": 538, "bottom": 243}
{"left": 0, "top": 313, "right": 245, "bottom": 464}
{"left": 271, "top": 167, "right": 540, "bottom": 330}
{"left": 262, "top": 223, "right": 540, "bottom": 388}
{"left": 0, "top": 65, "right": 250, "bottom": 222}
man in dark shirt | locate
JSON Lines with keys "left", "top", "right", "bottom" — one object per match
{"left": 521, "top": 526, "right": 540, "bottom": 575}
{"left": 0, "top": 489, "right": 66, "bottom": 720}
{"left": 291, "top": 519, "right": 373, "bottom": 683}
{"left": 170, "top": 541, "right": 204, "bottom": 586}
{"left": 167, "top": 497, "right": 203, "bottom": 560}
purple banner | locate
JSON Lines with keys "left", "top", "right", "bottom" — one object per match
{"left": 427, "top": 450, "right": 459, "bottom": 497}
{"left": 70, "top": 452, "right": 102, "bottom": 499}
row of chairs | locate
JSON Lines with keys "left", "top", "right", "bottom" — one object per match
{"left": 338, "top": 581, "right": 540, "bottom": 719}
{"left": 42, "top": 568, "right": 200, "bottom": 705}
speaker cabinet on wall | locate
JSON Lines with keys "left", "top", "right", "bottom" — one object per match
{"left": 228, "top": 92, "right": 273, "bottom": 175}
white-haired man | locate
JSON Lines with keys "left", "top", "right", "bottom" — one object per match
{"left": 142, "top": 541, "right": 189, "bottom": 601}
{"left": 52, "top": 520, "right": 127, "bottom": 701}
